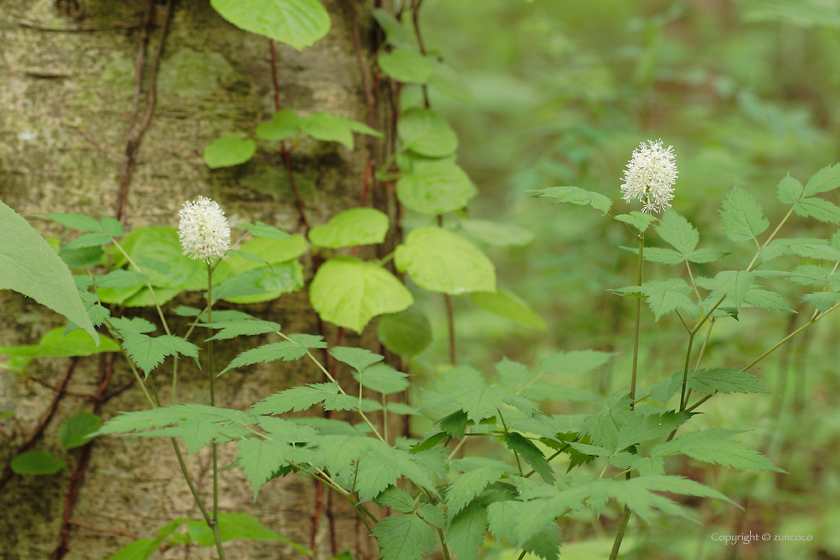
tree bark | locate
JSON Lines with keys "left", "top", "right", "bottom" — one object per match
{"left": 0, "top": 0, "right": 389, "bottom": 558}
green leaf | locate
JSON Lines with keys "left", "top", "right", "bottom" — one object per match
{"left": 372, "top": 9, "right": 417, "bottom": 49}
{"left": 0, "top": 328, "right": 119, "bottom": 359}
{"left": 43, "top": 212, "right": 105, "bottom": 232}
{"left": 188, "top": 512, "right": 310, "bottom": 554}
{"left": 221, "top": 263, "right": 304, "bottom": 304}
{"left": 614, "top": 211, "right": 657, "bottom": 232}
{"left": 803, "top": 163, "right": 840, "bottom": 197}
{"left": 760, "top": 238, "right": 840, "bottom": 263}
{"left": 720, "top": 186, "right": 769, "bottom": 242}
{"left": 227, "top": 235, "right": 307, "bottom": 274}
{"left": 204, "top": 319, "right": 282, "bottom": 341}
{"left": 104, "top": 538, "right": 158, "bottom": 560}
{"left": 445, "top": 502, "right": 487, "bottom": 560}
{"left": 122, "top": 332, "right": 200, "bottom": 376}
{"left": 580, "top": 401, "right": 633, "bottom": 449}
{"left": 447, "top": 465, "right": 507, "bottom": 516}
{"left": 235, "top": 221, "right": 292, "bottom": 240}
{"left": 255, "top": 109, "right": 300, "bottom": 141}
{"left": 520, "top": 383, "right": 600, "bottom": 404}
{"left": 776, "top": 173, "right": 804, "bottom": 204}
{"left": 530, "top": 186, "right": 612, "bottom": 214}
{"left": 57, "top": 412, "right": 101, "bottom": 450}
{"left": 614, "top": 278, "right": 699, "bottom": 321}
{"left": 94, "top": 270, "right": 149, "bottom": 290}
{"left": 744, "top": 288, "right": 794, "bottom": 312}
{"left": 10, "top": 450, "right": 65, "bottom": 474}
{"left": 300, "top": 112, "right": 352, "bottom": 149}
{"left": 1, "top": 202, "right": 99, "bottom": 342}
{"left": 428, "top": 59, "right": 472, "bottom": 102}
{"left": 688, "top": 248, "right": 729, "bottom": 263}
{"left": 652, "top": 430, "right": 785, "bottom": 472}
{"left": 614, "top": 411, "right": 691, "bottom": 452}
{"left": 210, "top": 0, "right": 330, "bottom": 50}
{"left": 378, "top": 49, "right": 433, "bottom": 84}
{"left": 375, "top": 486, "right": 416, "bottom": 513}
{"left": 355, "top": 460, "right": 401, "bottom": 502}
{"left": 495, "top": 358, "right": 531, "bottom": 390}
{"left": 540, "top": 350, "right": 615, "bottom": 375}
{"left": 396, "top": 161, "right": 476, "bottom": 215}
{"left": 309, "top": 208, "right": 389, "bottom": 248}
{"left": 203, "top": 134, "right": 256, "bottom": 168}
{"left": 222, "top": 334, "right": 326, "bottom": 374}
{"left": 709, "top": 270, "right": 755, "bottom": 313}
{"left": 376, "top": 306, "right": 432, "bottom": 357}
{"left": 64, "top": 232, "right": 113, "bottom": 250}
{"left": 110, "top": 227, "right": 206, "bottom": 292}
{"left": 372, "top": 512, "right": 436, "bottom": 560}
{"left": 470, "top": 288, "right": 546, "bottom": 330}
{"left": 251, "top": 382, "right": 355, "bottom": 414}
{"left": 59, "top": 245, "right": 104, "bottom": 269}
{"left": 458, "top": 219, "right": 533, "bottom": 246}
{"left": 237, "top": 438, "right": 296, "bottom": 499}
{"left": 609, "top": 453, "right": 665, "bottom": 477}
{"left": 353, "top": 364, "right": 409, "bottom": 395}
{"left": 398, "top": 107, "right": 458, "bottom": 157}
{"left": 794, "top": 196, "right": 840, "bottom": 223}
{"left": 503, "top": 432, "right": 554, "bottom": 483}
{"left": 655, "top": 210, "right": 698, "bottom": 257}
{"left": 330, "top": 346, "right": 383, "bottom": 374}
{"left": 310, "top": 257, "right": 413, "bottom": 333}
{"left": 395, "top": 227, "right": 495, "bottom": 294}
{"left": 802, "top": 291, "right": 840, "bottom": 312}
{"left": 628, "top": 246, "right": 684, "bottom": 265}
{"left": 687, "top": 368, "right": 771, "bottom": 395}
{"left": 422, "top": 386, "right": 538, "bottom": 422}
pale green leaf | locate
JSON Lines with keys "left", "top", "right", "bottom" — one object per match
{"left": 308, "top": 208, "right": 389, "bottom": 248}
{"left": 203, "top": 320, "right": 282, "bottom": 341}
{"left": 540, "top": 350, "right": 615, "bottom": 375}
{"left": 614, "top": 211, "right": 657, "bottom": 232}
{"left": 687, "top": 368, "right": 771, "bottom": 395}
{"left": 398, "top": 107, "right": 458, "bottom": 157}
{"left": 378, "top": 49, "right": 432, "bottom": 84}
{"left": 395, "top": 227, "right": 495, "bottom": 294}
{"left": 352, "top": 363, "right": 408, "bottom": 395}
{"left": 255, "top": 109, "right": 299, "bottom": 141}
{"left": 237, "top": 438, "right": 296, "bottom": 499}
{"left": 235, "top": 221, "right": 292, "bottom": 240}
{"left": 375, "top": 486, "right": 416, "bottom": 513}
{"left": 203, "top": 134, "right": 256, "bottom": 168}
{"left": 803, "top": 163, "right": 840, "bottom": 196}
{"left": 802, "top": 291, "right": 840, "bottom": 312}
{"left": 531, "top": 186, "right": 612, "bottom": 214}
{"left": 794, "top": 196, "right": 840, "bottom": 223}
{"left": 652, "top": 430, "right": 784, "bottom": 472}
{"left": 210, "top": 0, "right": 330, "bottom": 50}
{"left": 428, "top": 59, "right": 472, "bottom": 101}
{"left": 372, "top": 512, "right": 436, "bottom": 560}
{"left": 471, "top": 288, "right": 546, "bottom": 330}
{"left": 309, "top": 257, "right": 413, "bottom": 333}
{"left": 0, "top": 328, "right": 119, "bottom": 359}
{"left": 330, "top": 346, "right": 383, "bottom": 374}
{"left": 720, "top": 186, "right": 769, "bottom": 242}
{"left": 376, "top": 306, "right": 432, "bottom": 357}
{"left": 655, "top": 210, "right": 698, "bottom": 257}
{"left": 776, "top": 173, "right": 804, "bottom": 204}
{"left": 396, "top": 161, "right": 476, "bottom": 215}
{"left": 372, "top": 9, "right": 417, "bottom": 49}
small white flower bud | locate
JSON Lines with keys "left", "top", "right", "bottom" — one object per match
{"left": 177, "top": 196, "right": 231, "bottom": 263}
{"left": 620, "top": 139, "right": 678, "bottom": 214}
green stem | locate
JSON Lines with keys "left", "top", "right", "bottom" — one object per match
{"left": 629, "top": 233, "right": 644, "bottom": 408}
{"left": 609, "top": 506, "right": 632, "bottom": 560}
{"left": 679, "top": 331, "right": 696, "bottom": 412}
{"left": 206, "top": 264, "right": 220, "bottom": 531}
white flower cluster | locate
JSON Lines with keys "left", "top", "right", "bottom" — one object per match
{"left": 178, "top": 196, "right": 230, "bottom": 263}
{"left": 620, "top": 139, "right": 678, "bottom": 214}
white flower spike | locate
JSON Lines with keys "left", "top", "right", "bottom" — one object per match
{"left": 620, "top": 139, "right": 678, "bottom": 214}
{"left": 178, "top": 196, "right": 231, "bottom": 263}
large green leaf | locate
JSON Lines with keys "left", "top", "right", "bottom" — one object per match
{"left": 372, "top": 512, "right": 437, "bottom": 560}
{"left": 398, "top": 107, "right": 458, "bottom": 157}
{"left": 188, "top": 512, "right": 309, "bottom": 554}
{"left": 395, "top": 227, "right": 495, "bottom": 294}
{"left": 203, "top": 134, "right": 256, "bottom": 168}
{"left": 309, "top": 257, "right": 413, "bottom": 332}
{"left": 0, "top": 328, "right": 119, "bottom": 359}
{"left": 299, "top": 112, "right": 383, "bottom": 149}
{"left": 10, "top": 451, "right": 65, "bottom": 474}
{"left": 470, "top": 288, "right": 546, "bottom": 330}
{"left": 720, "top": 186, "right": 769, "bottom": 242}
{"left": 396, "top": 161, "right": 476, "bottom": 215}
{"left": 0, "top": 200, "right": 98, "bottom": 342}
{"left": 255, "top": 109, "right": 300, "bottom": 141}
{"left": 210, "top": 0, "right": 330, "bottom": 50}
{"left": 309, "top": 208, "right": 389, "bottom": 248}
{"left": 378, "top": 49, "right": 433, "bottom": 84}
{"left": 109, "top": 227, "right": 209, "bottom": 292}
{"left": 376, "top": 306, "right": 432, "bottom": 357}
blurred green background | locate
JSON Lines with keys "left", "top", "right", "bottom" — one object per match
{"left": 404, "top": 1, "right": 840, "bottom": 558}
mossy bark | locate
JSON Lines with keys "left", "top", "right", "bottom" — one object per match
{"left": 0, "top": 1, "right": 389, "bottom": 558}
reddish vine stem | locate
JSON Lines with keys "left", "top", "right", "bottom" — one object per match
{"left": 115, "top": 0, "right": 173, "bottom": 223}
{"left": 0, "top": 357, "right": 79, "bottom": 492}
{"left": 269, "top": 39, "right": 311, "bottom": 232}
{"left": 309, "top": 479, "right": 325, "bottom": 558}
{"left": 410, "top": 0, "right": 430, "bottom": 108}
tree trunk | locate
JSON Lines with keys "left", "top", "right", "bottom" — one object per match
{"left": 0, "top": 0, "right": 389, "bottom": 558}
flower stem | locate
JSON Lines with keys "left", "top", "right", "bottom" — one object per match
{"left": 206, "top": 264, "right": 221, "bottom": 540}
{"left": 629, "top": 233, "right": 644, "bottom": 408}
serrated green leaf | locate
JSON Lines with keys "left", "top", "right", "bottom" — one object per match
{"left": 255, "top": 109, "right": 299, "bottom": 141}
{"left": 210, "top": 0, "right": 330, "bottom": 50}
{"left": 94, "top": 270, "right": 149, "bottom": 290}
{"left": 310, "top": 257, "right": 413, "bottom": 333}
{"left": 122, "top": 332, "right": 200, "bottom": 376}
{"left": 235, "top": 221, "right": 291, "bottom": 240}
{"left": 495, "top": 358, "right": 531, "bottom": 390}
{"left": 471, "top": 288, "right": 546, "bottom": 330}
{"left": 655, "top": 210, "right": 698, "bottom": 257}
{"left": 222, "top": 335, "right": 325, "bottom": 374}
{"left": 445, "top": 502, "right": 487, "bottom": 560}
{"left": 2, "top": 203, "right": 99, "bottom": 342}
{"left": 688, "top": 248, "right": 729, "bottom": 263}
{"left": 760, "top": 238, "right": 840, "bottom": 263}
{"left": 710, "top": 270, "right": 754, "bottom": 313}
{"left": 580, "top": 402, "right": 633, "bottom": 449}
{"left": 802, "top": 291, "right": 840, "bottom": 312}
{"left": 396, "top": 160, "right": 476, "bottom": 215}
{"left": 398, "top": 107, "right": 458, "bottom": 157}
{"left": 631, "top": 246, "right": 684, "bottom": 265}
{"left": 609, "top": 453, "right": 665, "bottom": 476}
{"left": 614, "top": 278, "right": 699, "bottom": 320}
{"left": 330, "top": 346, "right": 383, "bottom": 374}
{"left": 395, "top": 227, "right": 495, "bottom": 295}
{"left": 540, "top": 350, "right": 614, "bottom": 375}
{"left": 64, "top": 232, "right": 112, "bottom": 250}
{"left": 250, "top": 382, "right": 354, "bottom": 414}
{"left": 614, "top": 211, "right": 657, "bottom": 232}
{"left": 744, "top": 288, "right": 794, "bottom": 312}
{"left": 777, "top": 173, "right": 804, "bottom": 204}
{"left": 355, "top": 458, "right": 401, "bottom": 502}
{"left": 614, "top": 411, "right": 691, "bottom": 452}
{"left": 353, "top": 364, "right": 409, "bottom": 395}
{"left": 203, "top": 320, "right": 282, "bottom": 341}
{"left": 375, "top": 486, "right": 416, "bottom": 513}
{"left": 803, "top": 163, "right": 840, "bottom": 197}
{"left": 422, "top": 386, "right": 538, "bottom": 422}
{"left": 372, "top": 512, "right": 436, "bottom": 560}
{"left": 720, "top": 186, "right": 769, "bottom": 242}
{"left": 521, "top": 383, "right": 600, "bottom": 404}
{"left": 378, "top": 49, "right": 432, "bottom": 84}
{"left": 10, "top": 451, "right": 65, "bottom": 474}
{"left": 504, "top": 432, "right": 554, "bottom": 483}
{"left": 447, "top": 466, "right": 507, "bottom": 516}
{"left": 58, "top": 412, "right": 101, "bottom": 450}
{"left": 43, "top": 212, "right": 104, "bottom": 232}
{"left": 794, "top": 196, "right": 840, "bottom": 223}
{"left": 376, "top": 306, "right": 432, "bottom": 357}
{"left": 203, "top": 134, "right": 256, "bottom": 168}
{"left": 309, "top": 208, "right": 389, "bottom": 248}
{"left": 531, "top": 186, "right": 612, "bottom": 214}
{"left": 651, "top": 430, "right": 784, "bottom": 472}
{"left": 522, "top": 524, "right": 561, "bottom": 560}
{"left": 237, "top": 438, "right": 296, "bottom": 499}
{"left": 688, "top": 368, "right": 770, "bottom": 395}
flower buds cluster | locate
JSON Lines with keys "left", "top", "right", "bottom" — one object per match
{"left": 178, "top": 196, "right": 230, "bottom": 263}
{"left": 620, "top": 139, "right": 678, "bottom": 213}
